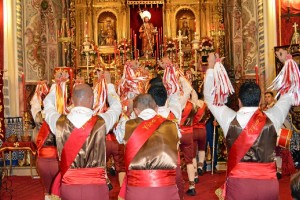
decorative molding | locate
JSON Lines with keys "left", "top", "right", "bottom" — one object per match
{"left": 127, "top": 1, "right": 164, "bottom": 5}
{"left": 257, "top": 0, "right": 265, "bottom": 89}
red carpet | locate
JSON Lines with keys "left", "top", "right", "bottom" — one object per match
{"left": 0, "top": 172, "right": 293, "bottom": 200}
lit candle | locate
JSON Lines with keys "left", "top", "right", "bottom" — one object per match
{"left": 194, "top": 19, "right": 196, "bottom": 33}
{"left": 255, "top": 65, "right": 259, "bottom": 84}
{"left": 84, "top": 21, "right": 88, "bottom": 37}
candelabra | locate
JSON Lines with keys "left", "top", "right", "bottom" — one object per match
{"left": 210, "top": 24, "right": 225, "bottom": 55}
{"left": 191, "top": 33, "right": 200, "bottom": 74}
{"left": 81, "top": 36, "right": 95, "bottom": 84}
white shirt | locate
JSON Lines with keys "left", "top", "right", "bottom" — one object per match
{"left": 114, "top": 77, "right": 191, "bottom": 144}
{"left": 204, "top": 68, "right": 292, "bottom": 137}
{"left": 30, "top": 93, "right": 42, "bottom": 120}
{"left": 43, "top": 83, "right": 122, "bottom": 134}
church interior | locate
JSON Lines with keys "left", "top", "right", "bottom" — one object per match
{"left": 0, "top": 0, "right": 300, "bottom": 199}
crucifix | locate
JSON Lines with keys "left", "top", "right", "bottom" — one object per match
{"left": 292, "top": 22, "right": 299, "bottom": 44}
{"left": 174, "top": 30, "right": 187, "bottom": 68}
{"left": 293, "top": 22, "right": 298, "bottom": 33}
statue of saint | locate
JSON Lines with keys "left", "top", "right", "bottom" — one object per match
{"left": 139, "top": 11, "right": 155, "bottom": 56}
{"left": 181, "top": 21, "right": 191, "bottom": 42}
{"left": 98, "top": 23, "right": 116, "bottom": 46}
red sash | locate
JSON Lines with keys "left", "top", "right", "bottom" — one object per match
{"left": 51, "top": 116, "right": 99, "bottom": 196}
{"left": 227, "top": 110, "right": 267, "bottom": 175}
{"left": 106, "top": 132, "right": 117, "bottom": 141}
{"left": 62, "top": 168, "right": 106, "bottom": 185}
{"left": 180, "top": 101, "right": 193, "bottom": 126}
{"left": 229, "top": 162, "right": 276, "bottom": 179}
{"left": 38, "top": 146, "right": 58, "bottom": 158}
{"left": 35, "top": 121, "right": 51, "bottom": 151}
{"left": 119, "top": 115, "right": 166, "bottom": 198}
{"left": 180, "top": 101, "right": 194, "bottom": 134}
{"left": 167, "top": 112, "right": 176, "bottom": 120}
{"left": 218, "top": 110, "right": 267, "bottom": 198}
{"left": 193, "top": 104, "right": 207, "bottom": 128}
{"left": 126, "top": 169, "right": 176, "bottom": 187}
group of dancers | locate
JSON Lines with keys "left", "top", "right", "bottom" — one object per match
{"left": 30, "top": 49, "right": 300, "bottom": 200}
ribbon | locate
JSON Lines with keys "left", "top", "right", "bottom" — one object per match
{"left": 93, "top": 73, "right": 107, "bottom": 115}
{"left": 211, "top": 61, "right": 235, "bottom": 105}
{"left": 117, "top": 61, "right": 146, "bottom": 102}
{"left": 34, "top": 80, "right": 49, "bottom": 104}
{"left": 163, "top": 63, "right": 180, "bottom": 95}
{"left": 268, "top": 54, "right": 300, "bottom": 106}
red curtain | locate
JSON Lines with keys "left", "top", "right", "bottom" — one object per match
{"left": 130, "top": 5, "right": 163, "bottom": 56}
{"left": 0, "top": 0, "right": 5, "bottom": 143}
{"left": 277, "top": 0, "right": 300, "bottom": 45}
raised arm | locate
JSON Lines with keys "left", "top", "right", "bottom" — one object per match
{"left": 204, "top": 53, "right": 236, "bottom": 136}
{"left": 99, "top": 72, "right": 122, "bottom": 133}
{"left": 179, "top": 76, "right": 193, "bottom": 108}
{"left": 43, "top": 84, "right": 61, "bottom": 134}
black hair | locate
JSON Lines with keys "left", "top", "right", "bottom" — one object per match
{"left": 148, "top": 76, "right": 163, "bottom": 87}
{"left": 147, "top": 85, "right": 168, "bottom": 107}
{"left": 264, "top": 91, "right": 274, "bottom": 97}
{"left": 192, "top": 80, "right": 204, "bottom": 99}
{"left": 238, "top": 81, "right": 261, "bottom": 107}
{"left": 291, "top": 171, "right": 300, "bottom": 200}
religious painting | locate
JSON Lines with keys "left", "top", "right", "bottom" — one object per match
{"left": 176, "top": 9, "right": 196, "bottom": 44}
{"left": 97, "top": 12, "right": 117, "bottom": 46}
{"left": 276, "top": 0, "right": 300, "bottom": 45}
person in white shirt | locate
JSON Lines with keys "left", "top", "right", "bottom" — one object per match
{"left": 204, "top": 51, "right": 293, "bottom": 200}
{"left": 122, "top": 94, "right": 180, "bottom": 200}
{"left": 43, "top": 71, "right": 121, "bottom": 200}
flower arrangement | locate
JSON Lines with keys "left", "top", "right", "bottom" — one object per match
{"left": 199, "top": 37, "right": 214, "bottom": 52}
{"left": 118, "top": 40, "right": 131, "bottom": 54}
{"left": 165, "top": 40, "right": 177, "bottom": 52}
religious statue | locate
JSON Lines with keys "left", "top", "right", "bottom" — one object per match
{"left": 98, "top": 23, "right": 116, "bottom": 46}
{"left": 139, "top": 10, "right": 155, "bottom": 57}
{"left": 181, "top": 21, "right": 191, "bottom": 42}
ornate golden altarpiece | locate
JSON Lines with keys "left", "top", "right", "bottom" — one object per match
{"left": 68, "top": 0, "right": 225, "bottom": 83}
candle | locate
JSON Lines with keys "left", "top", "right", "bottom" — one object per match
{"left": 114, "top": 40, "right": 117, "bottom": 63}
{"left": 255, "top": 65, "right": 259, "bottom": 84}
{"left": 74, "top": 49, "right": 78, "bottom": 78}
{"left": 22, "top": 73, "right": 26, "bottom": 112}
{"left": 194, "top": 19, "right": 196, "bottom": 33}
{"left": 84, "top": 21, "right": 88, "bottom": 37}
{"left": 134, "top": 34, "right": 137, "bottom": 59}
{"left": 156, "top": 33, "right": 159, "bottom": 60}
{"left": 130, "top": 28, "right": 132, "bottom": 41}
{"left": 164, "top": 35, "right": 167, "bottom": 53}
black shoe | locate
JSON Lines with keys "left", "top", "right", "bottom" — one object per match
{"left": 108, "top": 167, "right": 116, "bottom": 176}
{"left": 186, "top": 188, "right": 196, "bottom": 196}
{"left": 107, "top": 182, "right": 113, "bottom": 191}
{"left": 197, "top": 168, "right": 204, "bottom": 176}
{"left": 194, "top": 177, "right": 199, "bottom": 183}
{"left": 276, "top": 172, "right": 282, "bottom": 180}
